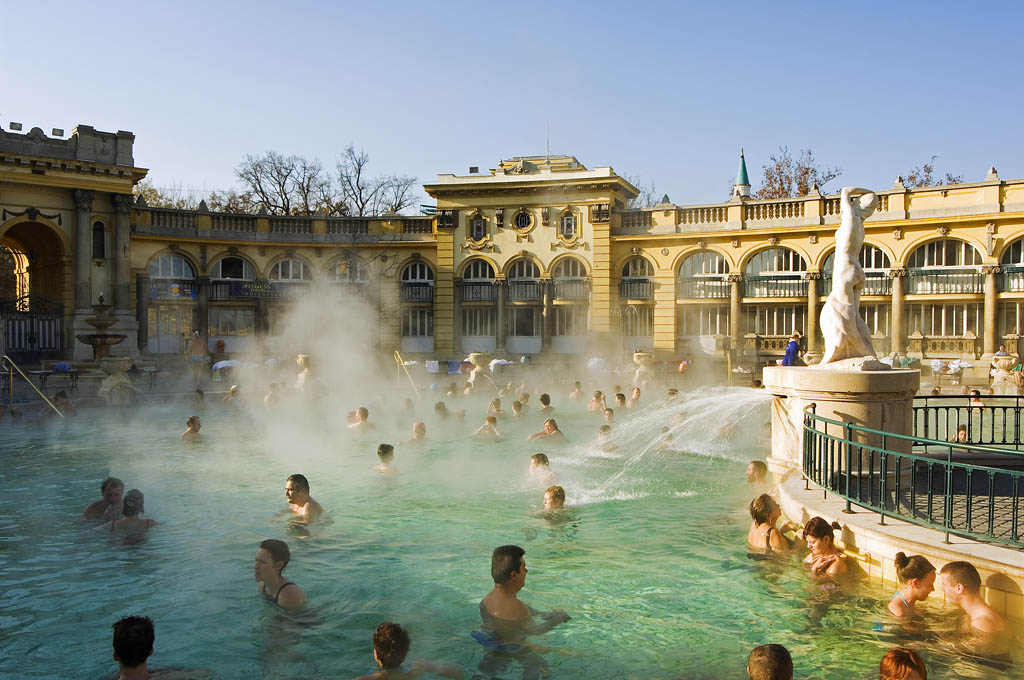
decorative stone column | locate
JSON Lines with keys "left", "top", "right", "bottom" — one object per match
{"left": 136, "top": 273, "right": 149, "bottom": 352}
{"left": 453, "top": 278, "right": 463, "bottom": 354}
{"left": 112, "top": 194, "right": 133, "bottom": 314}
{"left": 541, "top": 279, "right": 553, "bottom": 351}
{"left": 72, "top": 189, "right": 95, "bottom": 311}
{"left": 495, "top": 279, "right": 506, "bottom": 352}
{"left": 889, "top": 267, "right": 907, "bottom": 355}
{"left": 728, "top": 273, "right": 743, "bottom": 359}
{"left": 982, "top": 265, "right": 1000, "bottom": 359}
{"left": 804, "top": 271, "right": 822, "bottom": 365}
{"left": 196, "top": 276, "right": 210, "bottom": 340}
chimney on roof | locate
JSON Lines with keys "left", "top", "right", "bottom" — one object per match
{"left": 469, "top": 166, "right": 479, "bottom": 174}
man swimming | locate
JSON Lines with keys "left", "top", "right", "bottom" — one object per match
{"left": 404, "top": 421, "right": 427, "bottom": 446}
{"left": 284, "top": 474, "right": 324, "bottom": 522}
{"left": 82, "top": 477, "right": 124, "bottom": 521}
{"left": 476, "top": 545, "right": 570, "bottom": 679}
{"left": 101, "top": 615, "right": 212, "bottom": 680}
{"left": 376, "top": 443, "right": 397, "bottom": 473}
{"left": 542, "top": 486, "right": 565, "bottom": 511}
{"left": 179, "top": 416, "right": 201, "bottom": 441}
{"left": 348, "top": 406, "right": 375, "bottom": 430}
{"left": 939, "top": 560, "right": 1009, "bottom": 658}
{"left": 349, "top": 622, "right": 463, "bottom": 679}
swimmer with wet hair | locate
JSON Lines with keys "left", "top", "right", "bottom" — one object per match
{"left": 102, "top": 615, "right": 213, "bottom": 680}
{"left": 879, "top": 647, "right": 926, "bottom": 680}
{"left": 614, "top": 393, "right": 626, "bottom": 408}
{"left": 543, "top": 486, "right": 565, "bottom": 511}
{"left": 100, "top": 489, "right": 158, "bottom": 535}
{"left": 222, "top": 385, "right": 240, "bottom": 406}
{"left": 254, "top": 538, "right": 307, "bottom": 610}
{"left": 887, "top": 553, "right": 935, "bottom": 618}
{"left": 747, "top": 643, "right": 792, "bottom": 680}
{"left": 802, "top": 517, "right": 846, "bottom": 579}
{"left": 179, "top": 415, "right": 201, "bottom": 440}
{"left": 746, "top": 460, "right": 769, "bottom": 485}
{"left": 348, "top": 406, "right": 375, "bottom": 430}
{"left": 529, "top": 453, "right": 549, "bottom": 472}
{"left": 939, "top": 560, "right": 1007, "bottom": 636}
{"left": 747, "top": 494, "right": 796, "bottom": 555}
{"left": 405, "top": 421, "right": 427, "bottom": 446}
{"left": 528, "top": 418, "right": 565, "bottom": 442}
{"left": 538, "top": 394, "right": 554, "bottom": 412}
{"left": 628, "top": 387, "right": 641, "bottom": 408}
{"left": 510, "top": 401, "right": 523, "bottom": 416}
{"left": 587, "top": 391, "right": 606, "bottom": 412}
{"left": 376, "top": 443, "right": 396, "bottom": 472}
{"left": 42, "top": 389, "right": 75, "bottom": 416}
{"left": 82, "top": 477, "right": 124, "bottom": 521}
{"left": 284, "top": 474, "right": 324, "bottom": 522}
{"left": 434, "top": 401, "right": 449, "bottom": 419}
{"left": 597, "top": 424, "right": 619, "bottom": 452}
{"left": 349, "top": 622, "right": 463, "bottom": 680}
{"left": 488, "top": 398, "right": 505, "bottom": 415}
{"left": 568, "top": 381, "right": 583, "bottom": 400}
{"left": 517, "top": 393, "right": 530, "bottom": 410}
{"left": 603, "top": 408, "right": 614, "bottom": 423}
{"left": 474, "top": 416, "right": 503, "bottom": 440}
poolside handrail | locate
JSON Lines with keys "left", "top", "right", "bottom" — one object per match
{"left": 393, "top": 350, "right": 422, "bottom": 399}
{"left": 1, "top": 355, "right": 64, "bottom": 417}
{"left": 802, "top": 403, "right": 1024, "bottom": 548}
{"left": 912, "top": 394, "right": 1024, "bottom": 450}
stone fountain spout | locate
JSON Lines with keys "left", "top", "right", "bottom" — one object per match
{"left": 76, "top": 296, "right": 127, "bottom": 362}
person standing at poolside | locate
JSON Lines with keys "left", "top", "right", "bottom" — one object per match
{"left": 82, "top": 477, "right": 124, "bottom": 521}
{"left": 476, "top": 545, "right": 569, "bottom": 679}
{"left": 528, "top": 418, "right": 565, "bottom": 442}
{"left": 254, "top": 539, "right": 307, "bottom": 610}
{"left": 781, "top": 331, "right": 801, "bottom": 366}
{"left": 284, "top": 474, "right": 324, "bottom": 522}
{"left": 185, "top": 331, "right": 209, "bottom": 386}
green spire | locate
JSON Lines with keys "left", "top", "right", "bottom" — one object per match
{"left": 735, "top": 149, "right": 750, "bottom": 187}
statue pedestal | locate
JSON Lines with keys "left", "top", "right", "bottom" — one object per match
{"left": 991, "top": 355, "right": 1020, "bottom": 395}
{"left": 96, "top": 357, "right": 134, "bottom": 405}
{"left": 762, "top": 367, "right": 920, "bottom": 477}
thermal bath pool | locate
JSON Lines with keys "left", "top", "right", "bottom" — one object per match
{"left": 0, "top": 387, "right": 1017, "bottom": 679}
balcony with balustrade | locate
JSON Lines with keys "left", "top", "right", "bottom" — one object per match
{"left": 400, "top": 282, "right": 434, "bottom": 303}
{"left": 459, "top": 281, "right": 497, "bottom": 302}
{"left": 906, "top": 270, "right": 985, "bottom": 295}
{"left": 507, "top": 281, "right": 542, "bottom": 302}
{"left": 743, "top": 276, "right": 808, "bottom": 298}
{"left": 677, "top": 277, "right": 730, "bottom": 299}
{"left": 553, "top": 280, "right": 589, "bottom": 301}
{"left": 619, "top": 279, "right": 653, "bottom": 300}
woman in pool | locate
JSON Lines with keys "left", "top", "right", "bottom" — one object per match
{"left": 802, "top": 516, "right": 847, "bottom": 579}
{"left": 101, "top": 489, "right": 158, "bottom": 535}
{"left": 887, "top": 553, "right": 935, "bottom": 618}
{"left": 528, "top": 418, "right": 565, "bottom": 442}
{"left": 746, "top": 494, "right": 797, "bottom": 555}
{"left": 253, "top": 538, "right": 306, "bottom": 610}
{"left": 879, "top": 647, "right": 927, "bottom": 680}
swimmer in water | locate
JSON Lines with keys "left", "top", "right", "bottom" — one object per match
{"left": 100, "top": 489, "right": 158, "bottom": 535}
{"left": 82, "top": 477, "right": 124, "bottom": 521}
{"left": 801, "top": 517, "right": 846, "bottom": 579}
{"left": 747, "top": 644, "right": 792, "bottom": 680}
{"left": 510, "top": 401, "right": 523, "bottom": 417}
{"left": 614, "top": 393, "right": 626, "bottom": 409}
{"left": 538, "top": 394, "right": 554, "bottom": 413}
{"left": 254, "top": 539, "right": 307, "bottom": 610}
{"left": 747, "top": 494, "right": 796, "bottom": 555}
{"left": 474, "top": 415, "right": 503, "bottom": 439}
{"left": 42, "top": 389, "right": 75, "bottom": 416}
{"left": 192, "top": 389, "right": 205, "bottom": 410}
{"left": 179, "top": 415, "right": 201, "bottom": 440}
{"left": 376, "top": 443, "right": 396, "bottom": 473}
{"left": 528, "top": 418, "right": 565, "bottom": 442}
{"left": 284, "top": 474, "right": 324, "bottom": 522}
{"left": 568, "top": 381, "right": 583, "bottom": 400}
{"left": 476, "top": 545, "right": 569, "bottom": 679}
{"left": 101, "top": 615, "right": 213, "bottom": 680}
{"left": 488, "top": 398, "right": 505, "bottom": 415}
{"left": 222, "top": 385, "right": 240, "bottom": 406}
{"left": 596, "top": 424, "right": 618, "bottom": 452}
{"left": 348, "top": 406, "right": 375, "bottom": 430}
{"left": 887, "top": 553, "right": 935, "bottom": 619}
{"left": 349, "top": 622, "right": 463, "bottom": 680}
{"left": 529, "top": 454, "right": 557, "bottom": 484}
{"left": 879, "top": 647, "right": 927, "bottom": 680}
{"left": 587, "top": 391, "right": 605, "bottom": 412}
{"left": 628, "top": 386, "right": 641, "bottom": 408}
{"left": 517, "top": 393, "right": 530, "bottom": 411}
{"left": 404, "top": 421, "right": 427, "bottom": 446}
{"left": 542, "top": 486, "right": 565, "bottom": 511}
{"left": 603, "top": 407, "right": 614, "bottom": 424}
{"left": 939, "top": 561, "right": 1008, "bottom": 650}
{"left": 434, "top": 402, "right": 450, "bottom": 419}
{"left": 656, "top": 426, "right": 674, "bottom": 451}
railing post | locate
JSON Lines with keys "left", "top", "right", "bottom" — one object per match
{"left": 843, "top": 422, "right": 853, "bottom": 513}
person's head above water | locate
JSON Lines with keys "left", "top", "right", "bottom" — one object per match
{"left": 101, "top": 477, "right": 125, "bottom": 505}
{"left": 256, "top": 538, "right": 291, "bottom": 576}
{"left": 491, "top": 544, "right": 526, "bottom": 585}
{"left": 530, "top": 453, "right": 549, "bottom": 470}
{"left": 285, "top": 474, "right": 310, "bottom": 503}
{"left": 894, "top": 553, "right": 935, "bottom": 584}
{"left": 879, "top": 647, "right": 927, "bottom": 680}
{"left": 747, "top": 643, "right": 792, "bottom": 680}
{"left": 615, "top": 393, "right": 626, "bottom": 406}
{"left": 111, "top": 615, "right": 155, "bottom": 670}
{"left": 939, "top": 560, "right": 982, "bottom": 602}
{"left": 593, "top": 390, "right": 603, "bottom": 399}
{"left": 485, "top": 415, "right": 497, "bottom": 425}
{"left": 603, "top": 408, "right": 614, "bottom": 420}
{"left": 544, "top": 485, "right": 565, "bottom": 510}
{"left": 543, "top": 418, "right": 559, "bottom": 432}
{"left": 377, "top": 443, "right": 394, "bottom": 464}
{"left": 434, "top": 401, "right": 447, "bottom": 414}
{"left": 746, "top": 460, "right": 768, "bottom": 484}
{"left": 802, "top": 517, "right": 841, "bottom": 553}
{"left": 413, "top": 421, "right": 426, "bottom": 436}
{"left": 356, "top": 406, "right": 369, "bottom": 421}
{"left": 373, "top": 622, "right": 411, "bottom": 670}
{"left": 512, "top": 400, "right": 522, "bottom": 414}
{"left": 122, "top": 489, "right": 144, "bottom": 517}
{"left": 186, "top": 415, "right": 200, "bottom": 430}
{"left": 539, "top": 393, "right": 550, "bottom": 406}
{"left": 193, "top": 389, "right": 204, "bottom": 401}
{"left": 489, "top": 398, "right": 501, "bottom": 410}
{"left": 599, "top": 424, "right": 611, "bottom": 435}
{"left": 749, "top": 494, "right": 779, "bottom": 525}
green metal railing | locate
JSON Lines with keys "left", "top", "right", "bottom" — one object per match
{"left": 913, "top": 395, "right": 1024, "bottom": 450}
{"left": 803, "top": 404, "right": 1024, "bottom": 548}
{"left": 1, "top": 355, "right": 63, "bottom": 417}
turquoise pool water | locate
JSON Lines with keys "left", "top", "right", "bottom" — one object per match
{"left": 0, "top": 386, "right": 1017, "bottom": 679}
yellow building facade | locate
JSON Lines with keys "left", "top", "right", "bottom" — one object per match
{"left": 3, "top": 123, "right": 1024, "bottom": 375}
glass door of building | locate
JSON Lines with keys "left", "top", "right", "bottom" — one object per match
{"left": 148, "top": 305, "right": 194, "bottom": 354}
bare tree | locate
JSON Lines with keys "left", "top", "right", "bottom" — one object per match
{"left": 902, "top": 156, "right": 963, "bottom": 188}
{"left": 337, "top": 144, "right": 418, "bottom": 216}
{"left": 133, "top": 179, "right": 201, "bottom": 210}
{"left": 206, "top": 188, "right": 258, "bottom": 214}
{"left": 625, "top": 174, "right": 661, "bottom": 209}
{"left": 755, "top": 147, "right": 841, "bottom": 199}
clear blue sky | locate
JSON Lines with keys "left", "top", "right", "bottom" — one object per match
{"left": 3, "top": 1, "right": 1022, "bottom": 206}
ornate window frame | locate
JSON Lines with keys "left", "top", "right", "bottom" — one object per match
{"left": 556, "top": 207, "right": 581, "bottom": 245}
{"left": 467, "top": 210, "right": 488, "bottom": 243}
{"left": 512, "top": 208, "right": 535, "bottom": 234}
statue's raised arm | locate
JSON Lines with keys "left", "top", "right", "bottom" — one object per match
{"left": 817, "top": 186, "right": 885, "bottom": 368}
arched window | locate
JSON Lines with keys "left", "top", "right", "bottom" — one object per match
{"left": 92, "top": 221, "right": 105, "bottom": 259}
{"left": 620, "top": 257, "right": 653, "bottom": 299}
{"left": 821, "top": 245, "right": 891, "bottom": 296}
{"left": 621, "top": 256, "right": 653, "bottom": 279}
{"left": 149, "top": 254, "right": 196, "bottom": 279}
{"left": 1001, "top": 238, "right": 1024, "bottom": 293}
{"left": 269, "top": 259, "right": 312, "bottom": 281}
{"left": 743, "top": 248, "right": 807, "bottom": 298}
{"left": 401, "top": 262, "right": 434, "bottom": 303}
{"left": 507, "top": 259, "right": 540, "bottom": 280}
{"left": 553, "top": 258, "right": 587, "bottom": 279}
{"left": 331, "top": 259, "right": 368, "bottom": 283}
{"left": 907, "top": 239, "right": 984, "bottom": 294}
{"left": 678, "top": 251, "right": 729, "bottom": 299}
{"left": 552, "top": 257, "right": 588, "bottom": 301}
{"left": 462, "top": 259, "right": 495, "bottom": 281}
{"left": 210, "top": 256, "right": 255, "bottom": 280}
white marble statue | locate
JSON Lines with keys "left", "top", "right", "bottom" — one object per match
{"left": 818, "top": 187, "right": 882, "bottom": 366}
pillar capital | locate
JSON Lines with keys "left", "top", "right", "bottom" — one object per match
{"left": 981, "top": 265, "right": 1001, "bottom": 276}
{"left": 112, "top": 193, "right": 133, "bottom": 215}
{"left": 72, "top": 189, "right": 95, "bottom": 211}
{"left": 887, "top": 267, "right": 908, "bottom": 279}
